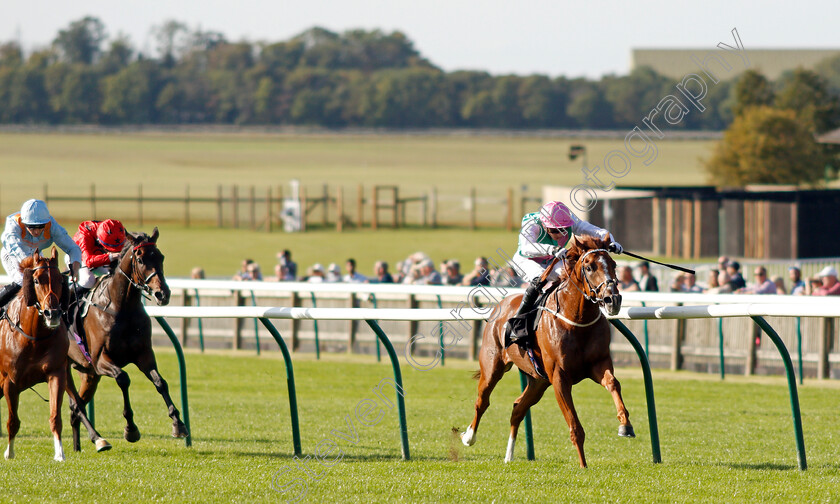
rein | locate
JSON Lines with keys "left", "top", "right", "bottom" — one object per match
{"left": 2, "top": 261, "right": 62, "bottom": 341}
{"left": 30, "top": 264, "right": 62, "bottom": 318}
{"left": 541, "top": 247, "right": 615, "bottom": 327}
{"left": 115, "top": 242, "right": 158, "bottom": 300}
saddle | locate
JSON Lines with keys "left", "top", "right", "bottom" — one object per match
{"left": 504, "top": 278, "right": 562, "bottom": 349}
{"left": 64, "top": 282, "right": 101, "bottom": 364}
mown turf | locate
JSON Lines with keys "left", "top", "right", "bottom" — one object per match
{"left": 1, "top": 350, "right": 838, "bottom": 503}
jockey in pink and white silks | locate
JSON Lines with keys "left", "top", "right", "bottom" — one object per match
{"left": 506, "top": 200, "right": 622, "bottom": 346}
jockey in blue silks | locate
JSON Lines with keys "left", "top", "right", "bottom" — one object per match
{"left": 0, "top": 199, "right": 81, "bottom": 307}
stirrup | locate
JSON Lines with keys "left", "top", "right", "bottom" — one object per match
{"left": 527, "top": 347, "right": 548, "bottom": 380}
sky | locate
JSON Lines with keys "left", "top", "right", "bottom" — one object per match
{"left": 1, "top": 0, "right": 838, "bottom": 79}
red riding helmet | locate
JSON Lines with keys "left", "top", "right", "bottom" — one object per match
{"left": 96, "top": 219, "right": 126, "bottom": 252}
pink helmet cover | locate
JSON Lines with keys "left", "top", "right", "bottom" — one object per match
{"left": 538, "top": 201, "right": 574, "bottom": 228}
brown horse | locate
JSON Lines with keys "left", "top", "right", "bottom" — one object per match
{"left": 67, "top": 228, "right": 187, "bottom": 449}
{"left": 461, "top": 234, "right": 633, "bottom": 467}
{"left": 0, "top": 248, "right": 110, "bottom": 461}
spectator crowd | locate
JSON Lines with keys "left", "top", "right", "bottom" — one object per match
{"left": 221, "top": 250, "right": 839, "bottom": 297}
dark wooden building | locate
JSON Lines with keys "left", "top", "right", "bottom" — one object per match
{"left": 546, "top": 186, "right": 840, "bottom": 259}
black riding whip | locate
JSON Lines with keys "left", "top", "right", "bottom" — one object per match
{"left": 621, "top": 250, "right": 695, "bottom": 275}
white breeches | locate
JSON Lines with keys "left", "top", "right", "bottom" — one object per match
{"left": 510, "top": 254, "right": 565, "bottom": 284}
{"left": 65, "top": 255, "right": 109, "bottom": 289}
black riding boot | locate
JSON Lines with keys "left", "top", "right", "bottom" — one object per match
{"left": 505, "top": 276, "right": 546, "bottom": 347}
{"left": 0, "top": 282, "right": 21, "bottom": 308}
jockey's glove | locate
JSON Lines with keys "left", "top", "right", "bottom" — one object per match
{"left": 551, "top": 246, "right": 568, "bottom": 260}
{"left": 608, "top": 241, "right": 624, "bottom": 254}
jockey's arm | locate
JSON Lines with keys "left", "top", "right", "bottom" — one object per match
{"left": 1, "top": 214, "right": 28, "bottom": 262}
{"left": 570, "top": 215, "right": 609, "bottom": 240}
{"left": 517, "top": 218, "right": 553, "bottom": 258}
{"left": 50, "top": 221, "right": 83, "bottom": 273}
{"left": 78, "top": 230, "right": 112, "bottom": 269}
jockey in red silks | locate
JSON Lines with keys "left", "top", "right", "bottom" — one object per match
{"left": 0, "top": 199, "right": 82, "bottom": 307}
{"left": 506, "top": 200, "right": 623, "bottom": 346}
{"left": 72, "top": 219, "right": 127, "bottom": 290}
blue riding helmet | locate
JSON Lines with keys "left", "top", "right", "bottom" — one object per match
{"left": 20, "top": 199, "right": 51, "bottom": 226}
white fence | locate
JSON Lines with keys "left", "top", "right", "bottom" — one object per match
{"left": 131, "top": 279, "right": 840, "bottom": 379}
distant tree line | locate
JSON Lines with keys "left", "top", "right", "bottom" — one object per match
{"left": 3, "top": 17, "right": 840, "bottom": 131}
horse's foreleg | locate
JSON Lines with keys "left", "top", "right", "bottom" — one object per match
{"left": 65, "top": 368, "right": 111, "bottom": 452}
{"left": 97, "top": 359, "right": 141, "bottom": 442}
{"left": 70, "top": 371, "right": 101, "bottom": 451}
{"left": 136, "top": 354, "right": 188, "bottom": 439}
{"left": 47, "top": 372, "right": 66, "bottom": 462}
{"left": 505, "top": 375, "right": 550, "bottom": 462}
{"left": 591, "top": 359, "right": 634, "bottom": 438}
{"left": 3, "top": 381, "right": 19, "bottom": 460}
{"left": 462, "top": 341, "right": 506, "bottom": 447}
{"left": 553, "top": 374, "right": 587, "bottom": 468}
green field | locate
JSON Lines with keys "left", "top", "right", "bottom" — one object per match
{"left": 0, "top": 131, "right": 717, "bottom": 277}
{"left": 1, "top": 350, "right": 838, "bottom": 503}
{"left": 0, "top": 132, "right": 716, "bottom": 200}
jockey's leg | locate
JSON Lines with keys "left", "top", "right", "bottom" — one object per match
{"left": 0, "top": 249, "right": 22, "bottom": 308}
{"left": 0, "top": 283, "right": 20, "bottom": 308}
{"left": 506, "top": 255, "right": 557, "bottom": 346}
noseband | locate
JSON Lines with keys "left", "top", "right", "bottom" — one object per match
{"left": 116, "top": 242, "right": 160, "bottom": 298}
{"left": 568, "top": 249, "right": 618, "bottom": 306}
{"left": 30, "top": 263, "right": 62, "bottom": 318}
{"left": 1, "top": 262, "right": 62, "bottom": 341}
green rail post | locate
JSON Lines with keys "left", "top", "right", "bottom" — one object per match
{"left": 609, "top": 320, "right": 661, "bottom": 464}
{"left": 751, "top": 316, "right": 807, "bottom": 470}
{"left": 436, "top": 295, "right": 445, "bottom": 366}
{"left": 250, "top": 291, "right": 261, "bottom": 355}
{"left": 310, "top": 292, "right": 320, "bottom": 359}
{"left": 369, "top": 294, "right": 382, "bottom": 362}
{"left": 719, "top": 317, "right": 725, "bottom": 380}
{"left": 153, "top": 317, "right": 192, "bottom": 447}
{"left": 641, "top": 301, "right": 649, "bottom": 356}
{"left": 796, "top": 317, "right": 803, "bottom": 385}
{"left": 365, "top": 320, "right": 410, "bottom": 461}
{"left": 194, "top": 289, "right": 205, "bottom": 352}
{"left": 258, "top": 318, "right": 302, "bottom": 456}
{"left": 519, "top": 370, "right": 535, "bottom": 461}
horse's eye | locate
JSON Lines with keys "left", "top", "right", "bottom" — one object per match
{"left": 586, "top": 265, "right": 593, "bottom": 272}
{"left": 33, "top": 279, "right": 40, "bottom": 285}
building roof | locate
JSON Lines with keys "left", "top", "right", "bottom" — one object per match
{"left": 632, "top": 49, "right": 840, "bottom": 81}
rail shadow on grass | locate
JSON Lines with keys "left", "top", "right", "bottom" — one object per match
{"left": 723, "top": 462, "right": 796, "bottom": 471}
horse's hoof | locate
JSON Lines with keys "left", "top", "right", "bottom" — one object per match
{"left": 172, "top": 422, "right": 189, "bottom": 439}
{"left": 618, "top": 424, "right": 635, "bottom": 438}
{"left": 53, "top": 454, "right": 66, "bottom": 462}
{"left": 460, "top": 427, "right": 476, "bottom": 447}
{"left": 4, "top": 448, "right": 12, "bottom": 460}
{"left": 124, "top": 426, "right": 141, "bottom": 443}
{"left": 95, "top": 439, "right": 112, "bottom": 452}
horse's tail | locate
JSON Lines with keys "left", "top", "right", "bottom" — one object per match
{"left": 471, "top": 370, "right": 481, "bottom": 380}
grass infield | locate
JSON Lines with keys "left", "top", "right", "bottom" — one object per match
{"left": 1, "top": 350, "right": 838, "bottom": 503}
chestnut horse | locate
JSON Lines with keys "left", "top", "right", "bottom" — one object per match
{"left": 67, "top": 228, "right": 187, "bottom": 449}
{"left": 0, "top": 248, "right": 110, "bottom": 461}
{"left": 461, "top": 234, "right": 633, "bottom": 467}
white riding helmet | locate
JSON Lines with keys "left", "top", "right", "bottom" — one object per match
{"left": 20, "top": 199, "right": 51, "bottom": 225}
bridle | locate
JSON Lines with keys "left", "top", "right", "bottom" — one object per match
{"left": 116, "top": 242, "right": 160, "bottom": 299}
{"left": 564, "top": 248, "right": 618, "bottom": 306}
{"left": 30, "top": 263, "right": 62, "bottom": 319}
{"left": 1, "top": 261, "right": 62, "bottom": 340}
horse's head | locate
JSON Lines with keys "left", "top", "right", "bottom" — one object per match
{"left": 123, "top": 227, "right": 170, "bottom": 306}
{"left": 566, "top": 233, "right": 621, "bottom": 316}
{"left": 20, "top": 247, "right": 64, "bottom": 329}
